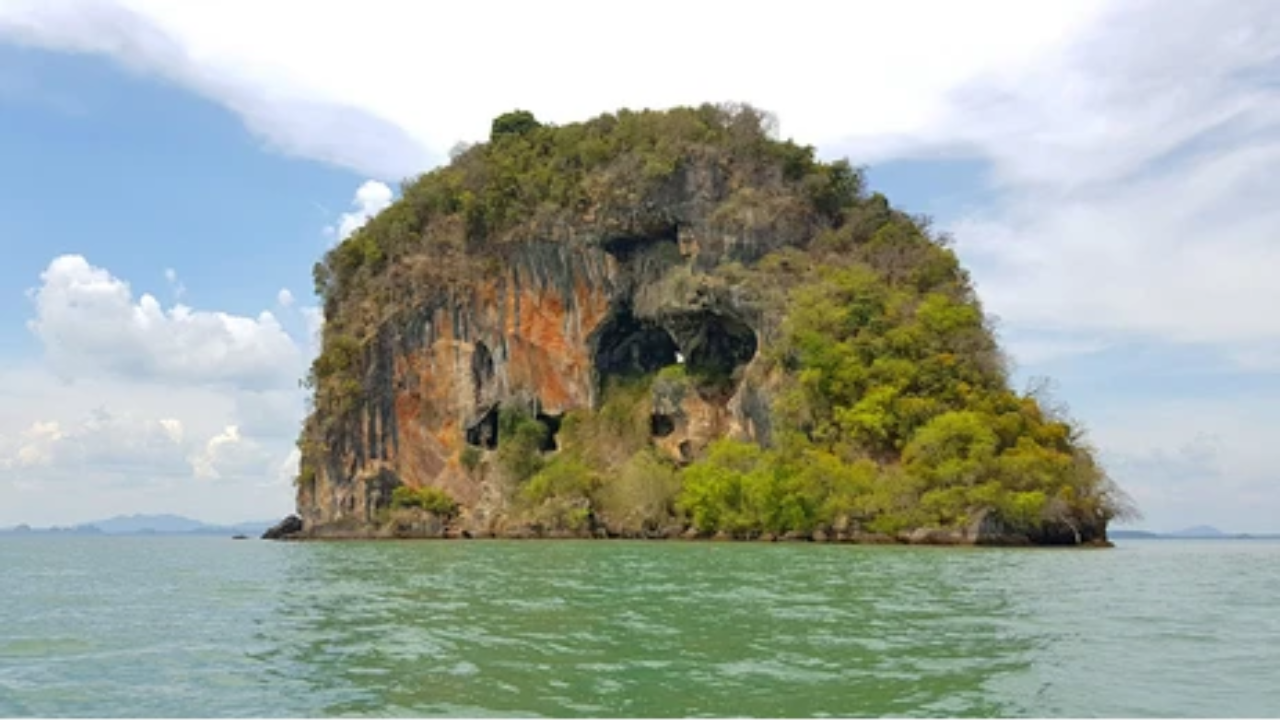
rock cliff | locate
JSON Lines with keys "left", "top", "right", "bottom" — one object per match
{"left": 290, "top": 105, "right": 1134, "bottom": 545}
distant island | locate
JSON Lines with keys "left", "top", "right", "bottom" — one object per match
{"left": 285, "top": 104, "right": 1137, "bottom": 546}
{"left": 1111, "top": 526, "right": 1279, "bottom": 540}
{"left": 0, "top": 514, "right": 275, "bottom": 537}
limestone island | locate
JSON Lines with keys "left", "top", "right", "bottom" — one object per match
{"left": 273, "top": 104, "right": 1135, "bottom": 546}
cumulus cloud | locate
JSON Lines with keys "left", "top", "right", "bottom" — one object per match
{"left": 276, "top": 288, "right": 294, "bottom": 308}
{"left": 2, "top": 255, "right": 312, "bottom": 525}
{"left": 28, "top": 255, "right": 303, "bottom": 389}
{"left": 0, "top": 370, "right": 301, "bottom": 525}
{"left": 0, "top": 407, "right": 189, "bottom": 481}
{"left": 324, "top": 179, "right": 393, "bottom": 240}
{"left": 3, "top": 252, "right": 313, "bottom": 526}
{"left": 189, "top": 424, "right": 273, "bottom": 480}
{"left": 10, "top": 420, "right": 64, "bottom": 468}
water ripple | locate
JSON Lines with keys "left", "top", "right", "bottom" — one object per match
{"left": 2, "top": 538, "right": 1279, "bottom": 716}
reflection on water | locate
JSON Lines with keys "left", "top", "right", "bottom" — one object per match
{"left": 2, "top": 537, "right": 1278, "bottom": 717}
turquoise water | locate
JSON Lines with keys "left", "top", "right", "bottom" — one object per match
{"left": 1, "top": 537, "right": 1277, "bottom": 717}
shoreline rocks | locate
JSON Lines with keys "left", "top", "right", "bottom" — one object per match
{"left": 261, "top": 514, "right": 303, "bottom": 540}
{"left": 269, "top": 516, "right": 1112, "bottom": 548}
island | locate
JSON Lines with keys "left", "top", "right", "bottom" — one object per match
{"left": 280, "top": 104, "right": 1135, "bottom": 545}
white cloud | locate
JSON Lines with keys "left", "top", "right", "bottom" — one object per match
{"left": 921, "top": 0, "right": 1280, "bottom": 368}
{"left": 189, "top": 424, "right": 272, "bottom": 480}
{"left": 325, "top": 179, "right": 393, "bottom": 240}
{"left": 0, "top": 0, "right": 431, "bottom": 179}
{"left": 1, "top": 253, "right": 315, "bottom": 527}
{"left": 0, "top": 0, "right": 1106, "bottom": 179}
{"left": 0, "top": 366, "right": 300, "bottom": 525}
{"left": 277, "top": 288, "right": 294, "bottom": 308}
{"left": 3, "top": 0, "right": 1272, "bottom": 362}
{"left": 12, "top": 420, "right": 64, "bottom": 468}
{"left": 953, "top": 139, "right": 1280, "bottom": 355}
{"left": 158, "top": 417, "right": 183, "bottom": 444}
{"left": 28, "top": 255, "right": 303, "bottom": 389}
{"left": 1, "top": 408, "right": 189, "bottom": 480}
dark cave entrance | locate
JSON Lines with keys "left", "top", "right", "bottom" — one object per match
{"left": 592, "top": 306, "right": 759, "bottom": 406}
{"left": 591, "top": 308, "right": 680, "bottom": 390}
{"left": 671, "top": 312, "right": 759, "bottom": 401}
{"left": 536, "top": 410, "right": 562, "bottom": 452}
{"left": 465, "top": 405, "right": 499, "bottom": 449}
{"left": 466, "top": 403, "right": 562, "bottom": 454}
{"left": 650, "top": 413, "right": 675, "bottom": 438}
{"left": 600, "top": 228, "right": 678, "bottom": 263}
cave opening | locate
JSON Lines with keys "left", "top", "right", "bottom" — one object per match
{"left": 536, "top": 411, "right": 563, "bottom": 452}
{"left": 650, "top": 413, "right": 675, "bottom": 438}
{"left": 600, "top": 227, "right": 678, "bottom": 262}
{"left": 676, "top": 312, "right": 759, "bottom": 401}
{"left": 591, "top": 308, "right": 680, "bottom": 392}
{"left": 465, "top": 405, "right": 499, "bottom": 449}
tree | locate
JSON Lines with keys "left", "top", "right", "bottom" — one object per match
{"left": 490, "top": 110, "right": 541, "bottom": 140}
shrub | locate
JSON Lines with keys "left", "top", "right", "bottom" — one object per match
{"left": 490, "top": 110, "right": 541, "bottom": 140}
{"left": 460, "top": 445, "right": 482, "bottom": 472}
{"left": 523, "top": 456, "right": 598, "bottom": 504}
{"left": 497, "top": 406, "right": 548, "bottom": 482}
{"left": 390, "top": 486, "right": 459, "bottom": 517}
{"left": 595, "top": 449, "right": 682, "bottom": 534}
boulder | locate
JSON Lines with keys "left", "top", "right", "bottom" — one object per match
{"left": 261, "top": 514, "right": 303, "bottom": 540}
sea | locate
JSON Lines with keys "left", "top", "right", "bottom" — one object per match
{"left": 1, "top": 537, "right": 1277, "bottom": 717}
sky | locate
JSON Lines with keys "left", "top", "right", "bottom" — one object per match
{"left": 0, "top": 0, "right": 1276, "bottom": 533}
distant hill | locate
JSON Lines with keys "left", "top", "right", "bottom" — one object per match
{"left": 1170, "top": 525, "right": 1228, "bottom": 538}
{"left": 1111, "top": 525, "right": 1280, "bottom": 540}
{"left": 1, "top": 515, "right": 275, "bottom": 537}
{"left": 93, "top": 514, "right": 207, "bottom": 534}
{"left": 1110, "top": 529, "right": 1161, "bottom": 539}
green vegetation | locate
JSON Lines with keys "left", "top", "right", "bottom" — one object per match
{"left": 496, "top": 407, "right": 548, "bottom": 483}
{"left": 300, "top": 103, "right": 1135, "bottom": 542}
{"left": 494, "top": 378, "right": 684, "bottom": 534}
{"left": 490, "top": 110, "right": 542, "bottom": 140}
{"left": 460, "top": 445, "right": 482, "bottom": 473}
{"left": 390, "top": 486, "right": 459, "bottom": 518}
{"left": 674, "top": 210, "right": 1133, "bottom": 537}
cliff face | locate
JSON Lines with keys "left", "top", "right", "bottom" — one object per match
{"left": 300, "top": 221, "right": 777, "bottom": 533}
{"left": 294, "top": 105, "right": 1132, "bottom": 544}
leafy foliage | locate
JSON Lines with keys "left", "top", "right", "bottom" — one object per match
{"left": 390, "top": 486, "right": 459, "bottom": 517}
{"left": 675, "top": 206, "right": 1130, "bottom": 538}
{"left": 460, "top": 445, "right": 482, "bottom": 473}
{"left": 490, "top": 110, "right": 542, "bottom": 140}
{"left": 496, "top": 407, "right": 548, "bottom": 483}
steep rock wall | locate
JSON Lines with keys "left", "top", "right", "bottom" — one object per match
{"left": 298, "top": 231, "right": 767, "bottom": 533}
